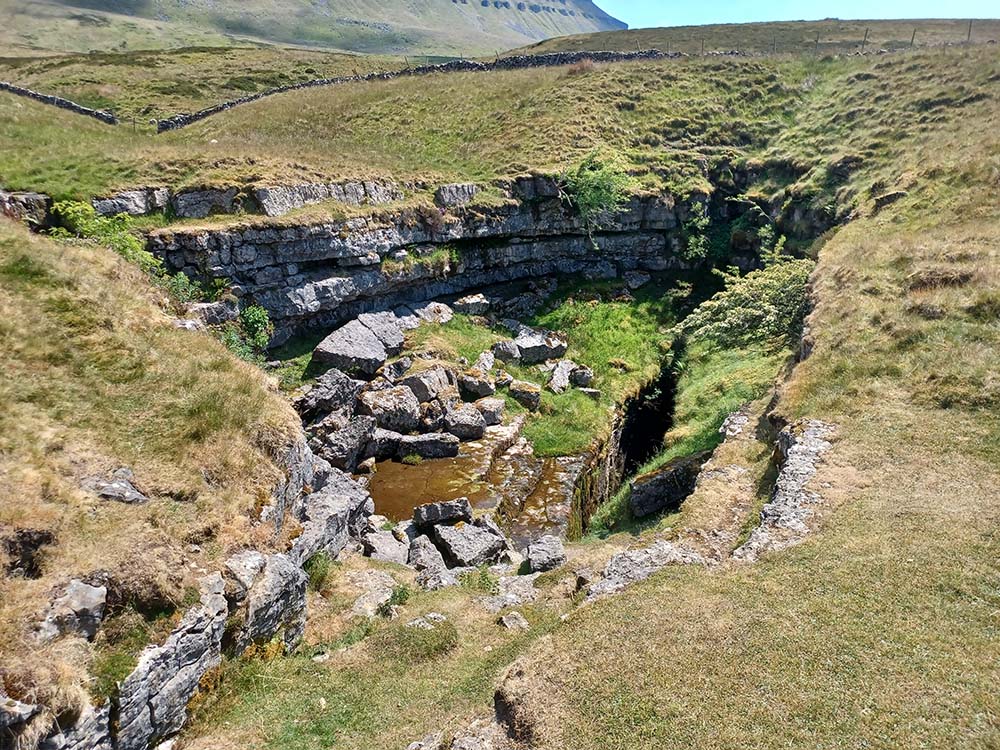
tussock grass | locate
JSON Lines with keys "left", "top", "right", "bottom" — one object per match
{"left": 0, "top": 219, "right": 301, "bottom": 716}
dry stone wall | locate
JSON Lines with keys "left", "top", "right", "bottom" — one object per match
{"left": 0, "top": 82, "right": 117, "bottom": 125}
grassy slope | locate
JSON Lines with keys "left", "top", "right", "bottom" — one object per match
{"left": 171, "top": 45, "right": 999, "bottom": 750}
{"left": 491, "top": 52, "right": 1000, "bottom": 750}
{"left": 0, "top": 0, "right": 623, "bottom": 57}
{"left": 0, "top": 47, "right": 402, "bottom": 121}
{"left": 511, "top": 18, "right": 1000, "bottom": 56}
{"left": 0, "top": 54, "right": 808, "bottom": 198}
{"left": 0, "top": 218, "right": 303, "bottom": 716}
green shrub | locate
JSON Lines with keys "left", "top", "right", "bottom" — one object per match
{"left": 676, "top": 259, "right": 814, "bottom": 351}
{"left": 459, "top": 566, "right": 500, "bottom": 595}
{"left": 51, "top": 200, "right": 162, "bottom": 275}
{"left": 681, "top": 206, "right": 711, "bottom": 262}
{"left": 304, "top": 552, "right": 333, "bottom": 593}
{"left": 561, "top": 153, "right": 633, "bottom": 231}
{"left": 401, "top": 454, "right": 423, "bottom": 466}
{"left": 376, "top": 584, "right": 412, "bottom": 617}
{"left": 239, "top": 304, "right": 274, "bottom": 350}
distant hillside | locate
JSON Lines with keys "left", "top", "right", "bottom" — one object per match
{"left": 0, "top": 0, "right": 625, "bottom": 56}
{"left": 508, "top": 18, "right": 1000, "bottom": 56}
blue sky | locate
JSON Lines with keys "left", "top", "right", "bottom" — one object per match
{"left": 596, "top": 1, "right": 998, "bottom": 28}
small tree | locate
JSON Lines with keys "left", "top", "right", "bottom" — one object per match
{"left": 561, "top": 153, "right": 633, "bottom": 239}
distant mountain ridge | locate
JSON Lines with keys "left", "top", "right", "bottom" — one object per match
{"left": 0, "top": 0, "right": 627, "bottom": 56}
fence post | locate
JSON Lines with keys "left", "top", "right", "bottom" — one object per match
{"left": 910, "top": 29, "right": 917, "bottom": 49}
{"left": 772, "top": 36, "right": 777, "bottom": 55}
{"left": 967, "top": 19, "right": 973, "bottom": 43}
{"left": 701, "top": 38, "right": 705, "bottom": 56}
{"left": 861, "top": 27, "right": 869, "bottom": 53}
{"left": 814, "top": 32, "right": 820, "bottom": 56}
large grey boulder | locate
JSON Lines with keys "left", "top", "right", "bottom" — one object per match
{"left": 458, "top": 369, "right": 496, "bottom": 399}
{"left": 453, "top": 293, "right": 489, "bottom": 315}
{"left": 357, "top": 311, "right": 405, "bottom": 355}
{"left": 290, "top": 469, "right": 373, "bottom": 565}
{"left": 629, "top": 451, "right": 709, "bottom": 519}
{"left": 83, "top": 468, "right": 147, "bottom": 504}
{"left": 411, "top": 301, "right": 454, "bottom": 325}
{"left": 235, "top": 554, "right": 307, "bottom": 653}
{"left": 357, "top": 386, "right": 421, "bottom": 433}
{"left": 547, "top": 359, "right": 577, "bottom": 394}
{"left": 432, "top": 524, "right": 506, "bottom": 568}
{"left": 509, "top": 380, "right": 541, "bottom": 411}
{"left": 444, "top": 404, "right": 487, "bottom": 441}
{"left": 527, "top": 535, "right": 566, "bottom": 572}
{"left": 189, "top": 299, "right": 238, "bottom": 326}
{"left": 413, "top": 497, "right": 473, "bottom": 528}
{"left": 400, "top": 366, "right": 452, "bottom": 403}
{"left": 588, "top": 541, "right": 706, "bottom": 599}
{"left": 312, "top": 416, "right": 375, "bottom": 472}
{"left": 513, "top": 328, "right": 567, "bottom": 364}
{"left": 295, "top": 368, "right": 363, "bottom": 425}
{"left": 116, "top": 575, "right": 228, "bottom": 750}
{"left": 397, "top": 433, "right": 460, "bottom": 460}
{"left": 408, "top": 534, "right": 448, "bottom": 571}
{"left": 313, "top": 320, "right": 387, "bottom": 378}
{"left": 366, "top": 428, "right": 403, "bottom": 462}
{"left": 570, "top": 365, "right": 595, "bottom": 387}
{"left": 35, "top": 579, "right": 107, "bottom": 642}
{"left": 362, "top": 530, "right": 410, "bottom": 565}
{"left": 39, "top": 701, "right": 112, "bottom": 750}
{"left": 491, "top": 339, "right": 521, "bottom": 363}
{"left": 475, "top": 397, "right": 505, "bottom": 426}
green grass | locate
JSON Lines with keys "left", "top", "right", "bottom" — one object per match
{"left": 511, "top": 19, "right": 1000, "bottom": 56}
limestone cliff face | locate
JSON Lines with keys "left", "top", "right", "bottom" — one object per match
{"left": 149, "top": 177, "right": 711, "bottom": 345}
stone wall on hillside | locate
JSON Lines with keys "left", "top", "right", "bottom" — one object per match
{"left": 0, "top": 82, "right": 117, "bottom": 125}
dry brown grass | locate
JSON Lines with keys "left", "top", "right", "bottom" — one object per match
{"left": 0, "top": 219, "right": 302, "bottom": 721}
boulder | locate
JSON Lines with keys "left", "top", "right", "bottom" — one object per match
{"left": 482, "top": 573, "right": 540, "bottom": 613}
{"left": 236, "top": 555, "right": 307, "bottom": 652}
{"left": 295, "top": 367, "right": 363, "bottom": 425}
{"left": 624, "top": 270, "right": 652, "bottom": 290}
{"left": 570, "top": 365, "right": 595, "bottom": 387}
{"left": 458, "top": 369, "right": 496, "bottom": 400}
{"left": 579, "top": 388, "right": 602, "bottom": 400}
{"left": 527, "top": 535, "right": 566, "bottom": 572}
{"left": 400, "top": 366, "right": 452, "bottom": 403}
{"left": 189, "top": 299, "right": 238, "bottom": 326}
{"left": 411, "top": 301, "right": 453, "bottom": 325}
{"left": 313, "top": 320, "right": 387, "bottom": 378}
{"left": 547, "top": 359, "right": 577, "bottom": 394}
{"left": 453, "top": 294, "right": 490, "bottom": 316}
{"left": 362, "top": 530, "right": 410, "bottom": 565}
{"left": 83, "top": 468, "right": 148, "bottom": 504}
{"left": 366, "top": 428, "right": 403, "bottom": 462}
{"left": 413, "top": 497, "right": 473, "bottom": 528}
{"left": 434, "top": 183, "right": 479, "bottom": 208}
{"left": 497, "top": 611, "right": 530, "bottom": 630}
{"left": 38, "top": 700, "right": 111, "bottom": 750}
{"left": 473, "top": 350, "right": 495, "bottom": 372}
{"left": 290, "top": 470, "right": 373, "bottom": 565}
{"left": 513, "top": 328, "right": 567, "bottom": 364}
{"left": 420, "top": 399, "right": 447, "bottom": 431}
{"left": 509, "top": 380, "right": 542, "bottom": 411}
{"left": 444, "top": 404, "right": 487, "bottom": 441}
{"left": 629, "top": 451, "right": 709, "bottom": 519}
{"left": 35, "top": 579, "right": 107, "bottom": 643}
{"left": 432, "top": 523, "right": 506, "bottom": 568}
{"left": 475, "top": 397, "right": 505, "bottom": 426}
{"left": 397, "top": 433, "right": 460, "bottom": 460}
{"left": 357, "top": 311, "right": 405, "bottom": 355}
{"left": 408, "top": 534, "right": 448, "bottom": 571}
{"left": 313, "top": 416, "right": 375, "bottom": 472}
{"left": 357, "top": 386, "right": 421, "bottom": 433}
{"left": 491, "top": 339, "right": 521, "bottom": 363}
{"left": 381, "top": 357, "right": 413, "bottom": 382}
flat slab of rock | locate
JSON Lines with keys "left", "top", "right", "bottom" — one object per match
{"left": 362, "top": 530, "right": 410, "bottom": 565}
{"left": 475, "top": 397, "right": 505, "bottom": 426}
{"left": 514, "top": 328, "right": 567, "bottom": 364}
{"left": 547, "top": 359, "right": 577, "bottom": 394}
{"left": 358, "top": 386, "right": 421, "bottom": 433}
{"left": 458, "top": 368, "right": 496, "bottom": 399}
{"left": 397, "top": 433, "right": 460, "bottom": 460}
{"left": 588, "top": 540, "right": 706, "bottom": 599}
{"left": 413, "top": 497, "right": 473, "bottom": 528}
{"left": 411, "top": 301, "right": 454, "bottom": 325}
{"left": 35, "top": 579, "right": 107, "bottom": 642}
{"left": 527, "top": 535, "right": 566, "bottom": 572}
{"left": 453, "top": 292, "right": 490, "bottom": 315}
{"left": 444, "top": 404, "right": 487, "bottom": 441}
{"left": 313, "top": 320, "right": 387, "bottom": 378}
{"left": 357, "top": 311, "right": 405, "bottom": 355}
{"left": 432, "top": 523, "right": 506, "bottom": 568}
{"left": 629, "top": 451, "right": 710, "bottom": 519}
{"left": 401, "top": 366, "right": 452, "bottom": 403}
{"left": 83, "top": 467, "right": 148, "bottom": 504}
{"left": 509, "top": 380, "right": 541, "bottom": 411}
{"left": 491, "top": 339, "right": 521, "bottom": 363}
{"left": 497, "top": 611, "right": 530, "bottom": 630}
